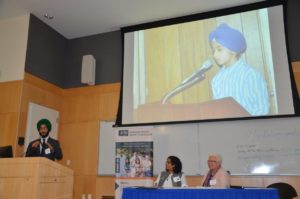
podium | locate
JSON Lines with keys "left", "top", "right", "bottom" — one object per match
{"left": 0, "top": 157, "right": 73, "bottom": 199}
{"left": 135, "top": 97, "right": 250, "bottom": 123}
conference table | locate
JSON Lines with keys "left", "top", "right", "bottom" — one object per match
{"left": 121, "top": 187, "right": 279, "bottom": 199}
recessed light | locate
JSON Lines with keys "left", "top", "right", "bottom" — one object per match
{"left": 44, "top": 14, "right": 54, "bottom": 20}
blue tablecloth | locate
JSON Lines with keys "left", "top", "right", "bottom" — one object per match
{"left": 122, "top": 187, "right": 279, "bottom": 199}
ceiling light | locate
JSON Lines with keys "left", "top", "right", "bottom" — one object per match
{"left": 44, "top": 14, "right": 54, "bottom": 20}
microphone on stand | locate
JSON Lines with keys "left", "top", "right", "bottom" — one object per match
{"left": 161, "top": 59, "right": 213, "bottom": 104}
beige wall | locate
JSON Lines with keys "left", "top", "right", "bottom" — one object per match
{"left": 0, "top": 14, "right": 29, "bottom": 82}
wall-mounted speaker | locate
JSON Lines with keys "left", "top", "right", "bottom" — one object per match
{"left": 81, "top": 54, "right": 96, "bottom": 85}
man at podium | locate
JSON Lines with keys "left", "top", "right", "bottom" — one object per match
{"left": 26, "top": 118, "right": 63, "bottom": 161}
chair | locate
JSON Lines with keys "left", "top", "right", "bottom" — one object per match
{"left": 267, "top": 182, "right": 298, "bottom": 199}
{"left": 0, "top": 145, "right": 13, "bottom": 158}
{"left": 226, "top": 171, "right": 244, "bottom": 189}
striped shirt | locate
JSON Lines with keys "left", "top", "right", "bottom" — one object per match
{"left": 211, "top": 59, "right": 269, "bottom": 116}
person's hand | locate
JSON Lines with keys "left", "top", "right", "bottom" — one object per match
{"left": 31, "top": 140, "right": 40, "bottom": 148}
{"left": 45, "top": 142, "right": 54, "bottom": 152}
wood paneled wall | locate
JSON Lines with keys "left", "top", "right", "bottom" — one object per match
{"left": 1, "top": 62, "right": 300, "bottom": 199}
{"left": 0, "top": 80, "right": 22, "bottom": 152}
{"left": 59, "top": 83, "right": 120, "bottom": 199}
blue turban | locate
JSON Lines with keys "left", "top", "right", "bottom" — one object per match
{"left": 37, "top": 118, "right": 52, "bottom": 132}
{"left": 209, "top": 23, "right": 247, "bottom": 54}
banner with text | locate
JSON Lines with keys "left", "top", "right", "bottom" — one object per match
{"left": 115, "top": 127, "right": 153, "bottom": 199}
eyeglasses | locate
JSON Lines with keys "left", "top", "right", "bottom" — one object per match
{"left": 207, "top": 160, "right": 217, "bottom": 163}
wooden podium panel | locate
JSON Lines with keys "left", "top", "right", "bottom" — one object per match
{"left": 135, "top": 97, "right": 250, "bottom": 123}
{"left": 0, "top": 157, "right": 73, "bottom": 199}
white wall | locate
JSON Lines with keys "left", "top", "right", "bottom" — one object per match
{"left": 0, "top": 14, "right": 29, "bottom": 82}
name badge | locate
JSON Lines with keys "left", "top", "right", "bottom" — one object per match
{"left": 45, "top": 148, "right": 51, "bottom": 154}
{"left": 173, "top": 176, "right": 181, "bottom": 182}
{"left": 209, "top": 179, "right": 217, "bottom": 186}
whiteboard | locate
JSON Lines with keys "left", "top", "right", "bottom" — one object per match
{"left": 198, "top": 117, "right": 300, "bottom": 175}
{"left": 98, "top": 117, "right": 300, "bottom": 176}
{"left": 98, "top": 121, "right": 116, "bottom": 175}
{"left": 24, "top": 102, "right": 59, "bottom": 153}
{"left": 152, "top": 124, "right": 200, "bottom": 175}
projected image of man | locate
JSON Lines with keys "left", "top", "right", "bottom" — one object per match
{"left": 209, "top": 23, "right": 270, "bottom": 116}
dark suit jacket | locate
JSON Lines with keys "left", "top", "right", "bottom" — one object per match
{"left": 25, "top": 137, "right": 63, "bottom": 161}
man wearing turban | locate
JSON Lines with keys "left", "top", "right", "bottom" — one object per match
{"left": 26, "top": 118, "right": 63, "bottom": 161}
{"left": 209, "top": 23, "right": 269, "bottom": 116}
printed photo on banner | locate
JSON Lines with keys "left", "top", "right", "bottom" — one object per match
{"left": 116, "top": 141, "right": 153, "bottom": 178}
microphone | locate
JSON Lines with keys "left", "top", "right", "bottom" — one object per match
{"left": 161, "top": 59, "right": 213, "bottom": 104}
{"left": 181, "top": 59, "right": 213, "bottom": 85}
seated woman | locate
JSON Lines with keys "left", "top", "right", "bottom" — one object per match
{"left": 154, "top": 156, "right": 188, "bottom": 187}
{"left": 201, "top": 153, "right": 230, "bottom": 188}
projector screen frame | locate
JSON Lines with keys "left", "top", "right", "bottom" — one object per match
{"left": 116, "top": 0, "right": 300, "bottom": 127}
